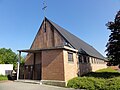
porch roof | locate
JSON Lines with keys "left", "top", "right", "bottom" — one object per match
{"left": 18, "top": 46, "right": 78, "bottom": 53}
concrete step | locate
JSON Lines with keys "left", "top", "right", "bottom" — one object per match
{"left": 15, "top": 79, "right": 42, "bottom": 84}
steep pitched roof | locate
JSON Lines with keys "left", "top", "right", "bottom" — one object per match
{"left": 46, "top": 18, "right": 105, "bottom": 60}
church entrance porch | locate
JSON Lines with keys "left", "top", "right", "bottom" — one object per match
{"left": 18, "top": 50, "right": 42, "bottom": 80}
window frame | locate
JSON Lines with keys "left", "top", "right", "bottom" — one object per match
{"left": 68, "top": 52, "right": 74, "bottom": 62}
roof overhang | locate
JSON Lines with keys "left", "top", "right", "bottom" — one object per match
{"left": 18, "top": 46, "right": 78, "bottom": 53}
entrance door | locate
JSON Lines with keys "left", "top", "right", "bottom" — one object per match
{"left": 33, "top": 53, "right": 42, "bottom": 80}
{"left": 35, "top": 64, "right": 41, "bottom": 80}
{"left": 24, "top": 65, "right": 33, "bottom": 79}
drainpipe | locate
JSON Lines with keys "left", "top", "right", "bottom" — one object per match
{"left": 17, "top": 51, "right": 21, "bottom": 80}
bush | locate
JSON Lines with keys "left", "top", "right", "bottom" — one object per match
{"left": 67, "top": 68, "right": 120, "bottom": 89}
{"left": 84, "top": 72, "right": 120, "bottom": 79}
{"left": 0, "top": 75, "right": 8, "bottom": 81}
{"left": 67, "top": 77, "right": 105, "bottom": 90}
{"left": 103, "top": 77, "right": 120, "bottom": 90}
{"left": 67, "top": 77, "right": 120, "bottom": 90}
{"left": 91, "top": 78, "right": 105, "bottom": 90}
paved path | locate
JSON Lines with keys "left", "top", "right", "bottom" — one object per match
{"left": 0, "top": 81, "right": 77, "bottom": 90}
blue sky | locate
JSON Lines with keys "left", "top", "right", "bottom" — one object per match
{"left": 0, "top": 0, "right": 120, "bottom": 56}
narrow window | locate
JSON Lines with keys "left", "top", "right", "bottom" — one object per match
{"left": 78, "top": 55, "right": 82, "bottom": 63}
{"left": 87, "top": 57, "right": 89, "bottom": 63}
{"left": 68, "top": 52, "right": 73, "bottom": 62}
{"left": 83, "top": 56, "right": 87, "bottom": 63}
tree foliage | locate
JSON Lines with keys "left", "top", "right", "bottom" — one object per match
{"left": 106, "top": 10, "right": 120, "bottom": 66}
{"left": 0, "top": 48, "right": 18, "bottom": 68}
{"left": 20, "top": 56, "right": 25, "bottom": 67}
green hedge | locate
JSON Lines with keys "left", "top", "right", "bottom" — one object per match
{"left": 0, "top": 75, "right": 8, "bottom": 81}
{"left": 103, "top": 77, "right": 120, "bottom": 90}
{"left": 83, "top": 72, "right": 120, "bottom": 78}
{"left": 67, "top": 67, "right": 120, "bottom": 90}
{"left": 67, "top": 77, "right": 105, "bottom": 90}
{"left": 67, "top": 76, "right": 120, "bottom": 90}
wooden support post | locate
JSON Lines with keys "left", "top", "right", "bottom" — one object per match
{"left": 24, "top": 65, "right": 26, "bottom": 80}
{"left": 33, "top": 53, "right": 36, "bottom": 80}
{"left": 39, "top": 52, "right": 42, "bottom": 80}
{"left": 17, "top": 51, "right": 21, "bottom": 80}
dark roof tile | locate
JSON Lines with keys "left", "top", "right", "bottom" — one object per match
{"left": 46, "top": 18, "right": 105, "bottom": 60}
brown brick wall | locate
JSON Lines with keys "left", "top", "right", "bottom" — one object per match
{"left": 31, "top": 20, "right": 65, "bottom": 49}
{"left": 91, "top": 63, "right": 107, "bottom": 71}
{"left": 42, "top": 49, "right": 64, "bottom": 81}
{"left": 25, "top": 53, "right": 34, "bottom": 65}
{"left": 79, "top": 63, "right": 92, "bottom": 75}
{"left": 25, "top": 53, "right": 41, "bottom": 65}
{"left": 63, "top": 50, "right": 78, "bottom": 81}
{"left": 35, "top": 53, "right": 41, "bottom": 64}
{"left": 78, "top": 57, "right": 107, "bottom": 75}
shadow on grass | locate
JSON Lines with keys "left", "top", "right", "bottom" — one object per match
{"left": 82, "top": 72, "right": 120, "bottom": 79}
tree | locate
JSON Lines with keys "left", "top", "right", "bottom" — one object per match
{"left": 0, "top": 48, "right": 18, "bottom": 68}
{"left": 106, "top": 10, "right": 120, "bottom": 66}
{"left": 20, "top": 56, "right": 25, "bottom": 67}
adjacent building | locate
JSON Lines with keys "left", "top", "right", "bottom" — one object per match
{"left": 0, "top": 64, "right": 13, "bottom": 75}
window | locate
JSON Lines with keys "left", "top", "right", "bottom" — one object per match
{"left": 87, "top": 57, "right": 89, "bottom": 63}
{"left": 68, "top": 52, "right": 73, "bottom": 62}
{"left": 83, "top": 56, "right": 87, "bottom": 63}
{"left": 91, "top": 58, "right": 93, "bottom": 63}
{"left": 78, "top": 55, "right": 82, "bottom": 63}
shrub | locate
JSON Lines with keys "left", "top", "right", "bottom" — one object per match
{"left": 84, "top": 72, "right": 120, "bottom": 79}
{"left": 103, "top": 77, "right": 120, "bottom": 90}
{"left": 67, "top": 77, "right": 105, "bottom": 90}
{"left": 67, "top": 77, "right": 120, "bottom": 90}
{"left": 0, "top": 75, "right": 8, "bottom": 81}
{"left": 90, "top": 78, "right": 105, "bottom": 90}
{"left": 67, "top": 68, "right": 120, "bottom": 89}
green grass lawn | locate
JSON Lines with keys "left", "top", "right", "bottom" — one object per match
{"left": 0, "top": 75, "right": 8, "bottom": 81}
{"left": 83, "top": 67, "right": 120, "bottom": 79}
{"left": 96, "top": 67, "right": 119, "bottom": 73}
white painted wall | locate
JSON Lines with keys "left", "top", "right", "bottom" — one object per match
{"left": 0, "top": 64, "right": 13, "bottom": 75}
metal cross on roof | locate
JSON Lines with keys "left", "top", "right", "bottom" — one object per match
{"left": 42, "top": 0, "right": 47, "bottom": 17}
